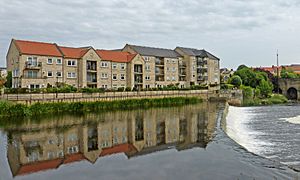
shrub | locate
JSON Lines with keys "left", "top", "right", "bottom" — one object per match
{"left": 229, "top": 75, "right": 242, "bottom": 87}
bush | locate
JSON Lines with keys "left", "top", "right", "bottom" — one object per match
{"left": 229, "top": 75, "right": 242, "bottom": 87}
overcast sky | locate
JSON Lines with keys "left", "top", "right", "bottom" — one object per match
{"left": 1, "top": 0, "right": 300, "bottom": 69}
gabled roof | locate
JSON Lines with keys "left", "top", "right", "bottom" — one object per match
{"left": 58, "top": 46, "right": 90, "bottom": 59}
{"left": 127, "top": 44, "right": 181, "bottom": 58}
{"left": 176, "top": 47, "right": 220, "bottom": 60}
{"left": 96, "top": 50, "right": 137, "bottom": 63}
{"left": 14, "top": 39, "right": 63, "bottom": 57}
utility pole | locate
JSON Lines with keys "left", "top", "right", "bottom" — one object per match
{"left": 277, "top": 50, "right": 279, "bottom": 94}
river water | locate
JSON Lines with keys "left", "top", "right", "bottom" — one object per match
{"left": 225, "top": 104, "right": 300, "bottom": 171}
{"left": 0, "top": 103, "right": 298, "bottom": 180}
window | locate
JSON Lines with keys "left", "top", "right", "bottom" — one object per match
{"left": 120, "top": 63, "right": 125, "bottom": 70}
{"left": 67, "top": 72, "right": 76, "bottom": 78}
{"left": 47, "top": 58, "right": 53, "bottom": 64}
{"left": 120, "top": 74, "right": 125, "bottom": 80}
{"left": 27, "top": 71, "right": 37, "bottom": 78}
{"left": 145, "top": 76, "right": 150, "bottom": 80}
{"left": 58, "top": 151, "right": 64, "bottom": 157}
{"left": 112, "top": 74, "right": 117, "bottom": 80}
{"left": 101, "top": 73, "right": 108, "bottom": 79}
{"left": 172, "top": 59, "right": 176, "bottom": 63}
{"left": 101, "top": 62, "right": 108, "bottom": 67}
{"left": 56, "top": 58, "right": 62, "bottom": 64}
{"left": 102, "top": 85, "right": 108, "bottom": 89}
{"left": 68, "top": 146, "right": 78, "bottom": 154}
{"left": 145, "top": 64, "right": 150, "bottom": 71}
{"left": 145, "top": 84, "right": 150, "bottom": 88}
{"left": 48, "top": 151, "right": 56, "bottom": 159}
{"left": 47, "top": 71, "right": 53, "bottom": 77}
{"left": 67, "top": 60, "right": 77, "bottom": 66}
{"left": 27, "top": 57, "right": 38, "bottom": 66}
{"left": 172, "top": 76, "right": 176, "bottom": 81}
{"left": 112, "top": 63, "right": 117, "bottom": 69}
{"left": 172, "top": 67, "right": 176, "bottom": 72}
{"left": 144, "top": 56, "right": 149, "bottom": 61}
{"left": 56, "top": 71, "right": 62, "bottom": 77}
{"left": 68, "top": 134, "right": 78, "bottom": 142}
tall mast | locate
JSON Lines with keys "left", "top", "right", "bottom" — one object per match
{"left": 277, "top": 50, "right": 279, "bottom": 93}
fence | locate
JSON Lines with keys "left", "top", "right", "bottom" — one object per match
{"left": 0, "top": 90, "right": 216, "bottom": 105}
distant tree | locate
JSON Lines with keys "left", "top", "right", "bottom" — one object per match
{"left": 237, "top": 64, "right": 248, "bottom": 71}
{"left": 229, "top": 75, "right": 242, "bottom": 87}
{"left": 257, "top": 79, "right": 273, "bottom": 98}
{"left": 4, "top": 71, "right": 12, "bottom": 88}
{"left": 281, "top": 67, "right": 299, "bottom": 78}
{"left": 0, "top": 75, "right": 6, "bottom": 88}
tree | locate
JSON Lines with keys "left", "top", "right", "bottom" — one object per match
{"left": 0, "top": 75, "right": 6, "bottom": 88}
{"left": 4, "top": 71, "right": 12, "bottom": 88}
{"left": 237, "top": 64, "right": 248, "bottom": 71}
{"left": 257, "top": 79, "right": 273, "bottom": 98}
{"left": 229, "top": 75, "right": 242, "bottom": 87}
{"left": 281, "top": 67, "right": 299, "bottom": 79}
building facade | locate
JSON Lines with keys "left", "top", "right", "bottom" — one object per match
{"left": 6, "top": 39, "right": 220, "bottom": 90}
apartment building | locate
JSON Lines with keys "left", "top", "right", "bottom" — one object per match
{"left": 123, "top": 44, "right": 186, "bottom": 88}
{"left": 175, "top": 47, "right": 220, "bottom": 90}
{"left": 6, "top": 39, "right": 220, "bottom": 90}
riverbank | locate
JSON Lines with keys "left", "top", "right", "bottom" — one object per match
{"left": 243, "top": 93, "right": 288, "bottom": 106}
{"left": 0, "top": 97, "right": 202, "bottom": 118}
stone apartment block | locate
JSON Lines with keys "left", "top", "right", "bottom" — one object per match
{"left": 6, "top": 39, "right": 220, "bottom": 90}
{"left": 175, "top": 47, "right": 220, "bottom": 90}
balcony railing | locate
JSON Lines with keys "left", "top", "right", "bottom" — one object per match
{"left": 25, "top": 62, "right": 42, "bottom": 69}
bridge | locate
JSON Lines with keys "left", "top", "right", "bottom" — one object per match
{"left": 278, "top": 78, "right": 300, "bottom": 100}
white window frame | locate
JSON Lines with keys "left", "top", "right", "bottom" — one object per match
{"left": 67, "top": 72, "right": 76, "bottom": 78}
{"left": 67, "top": 60, "right": 77, "bottom": 66}
{"left": 56, "top": 58, "right": 62, "bottom": 65}
{"left": 112, "top": 63, "right": 117, "bottom": 69}
{"left": 47, "top": 58, "right": 53, "bottom": 64}
{"left": 101, "top": 73, "right": 108, "bottom": 79}
{"left": 47, "top": 71, "right": 53, "bottom": 77}
{"left": 120, "top": 63, "right": 125, "bottom": 70}
{"left": 112, "top": 74, "right": 117, "bottom": 80}
{"left": 101, "top": 62, "right": 108, "bottom": 67}
{"left": 56, "top": 71, "right": 62, "bottom": 77}
{"left": 120, "top": 74, "right": 125, "bottom": 80}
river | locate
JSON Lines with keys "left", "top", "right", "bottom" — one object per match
{"left": 225, "top": 103, "right": 300, "bottom": 171}
{"left": 0, "top": 102, "right": 298, "bottom": 179}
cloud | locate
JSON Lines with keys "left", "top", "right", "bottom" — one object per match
{"left": 0, "top": 0, "right": 300, "bottom": 68}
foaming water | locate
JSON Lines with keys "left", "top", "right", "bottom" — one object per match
{"left": 282, "top": 115, "right": 300, "bottom": 124}
{"left": 225, "top": 105, "right": 300, "bottom": 169}
{"left": 225, "top": 106, "right": 273, "bottom": 154}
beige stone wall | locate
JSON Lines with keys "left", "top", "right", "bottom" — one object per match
{"left": 6, "top": 42, "right": 21, "bottom": 88}
{"left": 99, "top": 60, "right": 112, "bottom": 89}
{"left": 81, "top": 49, "right": 101, "bottom": 88}
{"left": 127, "top": 55, "right": 145, "bottom": 89}
{"left": 64, "top": 58, "right": 79, "bottom": 87}
{"left": 111, "top": 62, "right": 127, "bottom": 89}
{"left": 143, "top": 56, "right": 156, "bottom": 88}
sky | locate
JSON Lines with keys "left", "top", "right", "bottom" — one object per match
{"left": 0, "top": 0, "right": 300, "bottom": 69}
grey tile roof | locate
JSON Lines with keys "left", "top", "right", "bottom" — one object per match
{"left": 176, "top": 47, "right": 220, "bottom": 60}
{"left": 128, "top": 44, "right": 182, "bottom": 58}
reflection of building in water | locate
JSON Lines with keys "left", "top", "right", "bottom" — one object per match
{"left": 6, "top": 103, "right": 219, "bottom": 177}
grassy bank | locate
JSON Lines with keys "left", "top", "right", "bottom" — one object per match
{"left": 243, "top": 94, "right": 288, "bottom": 106}
{"left": 0, "top": 97, "right": 202, "bottom": 118}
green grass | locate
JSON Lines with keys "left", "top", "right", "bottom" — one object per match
{"left": 0, "top": 97, "right": 202, "bottom": 118}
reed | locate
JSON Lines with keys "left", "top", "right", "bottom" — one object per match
{"left": 0, "top": 97, "right": 202, "bottom": 118}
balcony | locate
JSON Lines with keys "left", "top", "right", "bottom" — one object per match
{"left": 179, "top": 62, "right": 186, "bottom": 68}
{"left": 25, "top": 62, "right": 42, "bottom": 70}
{"left": 134, "top": 65, "right": 143, "bottom": 74}
{"left": 155, "top": 58, "right": 164, "bottom": 66}
{"left": 87, "top": 61, "right": 97, "bottom": 72}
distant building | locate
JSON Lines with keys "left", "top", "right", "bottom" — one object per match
{"left": 220, "top": 68, "right": 234, "bottom": 83}
{"left": 0, "top": 67, "right": 7, "bottom": 78}
{"left": 255, "top": 64, "right": 300, "bottom": 75}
